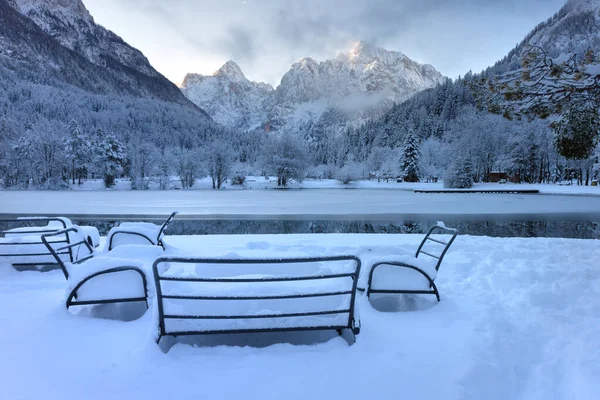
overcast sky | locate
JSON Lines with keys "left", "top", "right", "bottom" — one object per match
{"left": 84, "top": 0, "right": 567, "bottom": 87}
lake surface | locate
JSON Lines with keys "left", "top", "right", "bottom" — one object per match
{"left": 2, "top": 189, "right": 600, "bottom": 219}
{"left": 65, "top": 217, "right": 599, "bottom": 239}
{"left": 2, "top": 189, "right": 599, "bottom": 239}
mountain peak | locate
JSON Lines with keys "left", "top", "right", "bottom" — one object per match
{"left": 214, "top": 61, "right": 246, "bottom": 80}
{"left": 294, "top": 57, "right": 319, "bottom": 71}
{"left": 11, "top": 0, "right": 91, "bottom": 20}
{"left": 352, "top": 41, "right": 378, "bottom": 56}
{"left": 565, "top": 0, "right": 600, "bottom": 13}
{"left": 348, "top": 40, "right": 408, "bottom": 62}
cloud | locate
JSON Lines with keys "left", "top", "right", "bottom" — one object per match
{"left": 85, "top": 0, "right": 568, "bottom": 85}
{"left": 215, "top": 26, "right": 258, "bottom": 62}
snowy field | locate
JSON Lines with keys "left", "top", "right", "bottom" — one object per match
{"left": 1, "top": 233, "right": 599, "bottom": 400}
{"left": 2, "top": 188, "right": 600, "bottom": 219}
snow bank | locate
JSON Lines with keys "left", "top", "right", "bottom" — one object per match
{"left": 0, "top": 234, "right": 599, "bottom": 399}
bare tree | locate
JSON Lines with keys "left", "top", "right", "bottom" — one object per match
{"left": 206, "top": 142, "right": 234, "bottom": 189}
{"left": 261, "top": 133, "right": 310, "bottom": 187}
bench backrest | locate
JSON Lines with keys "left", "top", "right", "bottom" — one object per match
{"left": 157, "top": 211, "right": 178, "bottom": 246}
{"left": 0, "top": 217, "right": 71, "bottom": 263}
{"left": 152, "top": 256, "right": 361, "bottom": 339}
{"left": 414, "top": 224, "right": 458, "bottom": 272}
{"left": 107, "top": 211, "right": 177, "bottom": 251}
{"left": 41, "top": 227, "right": 95, "bottom": 279}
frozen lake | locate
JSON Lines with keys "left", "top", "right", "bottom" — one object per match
{"left": 1, "top": 189, "right": 600, "bottom": 220}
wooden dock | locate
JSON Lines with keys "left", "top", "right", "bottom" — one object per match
{"left": 414, "top": 189, "right": 540, "bottom": 194}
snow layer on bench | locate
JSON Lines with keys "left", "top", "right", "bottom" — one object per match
{"left": 164, "top": 313, "right": 351, "bottom": 334}
{"left": 66, "top": 245, "right": 164, "bottom": 301}
{"left": 103, "top": 225, "right": 159, "bottom": 252}
{"left": 157, "top": 258, "right": 357, "bottom": 332}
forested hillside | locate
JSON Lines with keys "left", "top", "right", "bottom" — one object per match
{"left": 0, "top": 0, "right": 231, "bottom": 188}
{"left": 333, "top": 0, "right": 600, "bottom": 186}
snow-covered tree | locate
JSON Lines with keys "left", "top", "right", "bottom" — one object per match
{"left": 261, "top": 133, "right": 310, "bottom": 187}
{"left": 444, "top": 153, "right": 473, "bottom": 188}
{"left": 156, "top": 149, "right": 173, "bottom": 190}
{"left": 128, "top": 140, "right": 157, "bottom": 190}
{"left": 336, "top": 156, "right": 364, "bottom": 184}
{"left": 551, "top": 105, "right": 600, "bottom": 161}
{"left": 173, "top": 147, "right": 203, "bottom": 189}
{"left": 481, "top": 47, "right": 600, "bottom": 120}
{"left": 367, "top": 146, "right": 399, "bottom": 179}
{"left": 64, "top": 120, "right": 91, "bottom": 185}
{"left": 400, "top": 131, "right": 421, "bottom": 182}
{"left": 31, "top": 128, "right": 67, "bottom": 188}
{"left": 206, "top": 142, "right": 234, "bottom": 189}
{"left": 92, "top": 128, "right": 126, "bottom": 188}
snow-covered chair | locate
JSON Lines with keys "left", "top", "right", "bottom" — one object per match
{"left": 366, "top": 223, "right": 458, "bottom": 302}
{"left": 104, "top": 211, "right": 177, "bottom": 253}
{"left": 42, "top": 226, "right": 156, "bottom": 310}
{"left": 0, "top": 217, "right": 99, "bottom": 271}
{"left": 152, "top": 255, "right": 362, "bottom": 349}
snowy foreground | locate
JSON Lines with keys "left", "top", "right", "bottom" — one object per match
{"left": 1, "top": 233, "right": 599, "bottom": 400}
{"left": 2, "top": 189, "right": 600, "bottom": 219}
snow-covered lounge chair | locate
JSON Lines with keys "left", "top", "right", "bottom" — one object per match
{"left": 42, "top": 227, "right": 151, "bottom": 310}
{"left": 0, "top": 217, "right": 99, "bottom": 271}
{"left": 366, "top": 223, "right": 458, "bottom": 302}
{"left": 152, "top": 256, "right": 362, "bottom": 349}
{"left": 104, "top": 211, "right": 177, "bottom": 252}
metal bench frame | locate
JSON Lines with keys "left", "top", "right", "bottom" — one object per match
{"left": 42, "top": 228, "right": 148, "bottom": 309}
{"left": 367, "top": 225, "right": 458, "bottom": 302}
{"left": 107, "top": 211, "right": 178, "bottom": 251}
{"left": 153, "top": 256, "right": 361, "bottom": 346}
{"left": 0, "top": 217, "right": 72, "bottom": 271}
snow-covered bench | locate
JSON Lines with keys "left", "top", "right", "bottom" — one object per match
{"left": 0, "top": 217, "right": 99, "bottom": 271}
{"left": 152, "top": 256, "right": 362, "bottom": 348}
{"left": 366, "top": 224, "right": 458, "bottom": 302}
{"left": 42, "top": 227, "right": 152, "bottom": 310}
{"left": 104, "top": 211, "right": 177, "bottom": 252}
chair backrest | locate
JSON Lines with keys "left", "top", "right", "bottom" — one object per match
{"left": 414, "top": 224, "right": 458, "bottom": 271}
{"left": 42, "top": 227, "right": 95, "bottom": 279}
{"left": 152, "top": 256, "right": 361, "bottom": 340}
{"left": 0, "top": 217, "right": 72, "bottom": 262}
{"left": 156, "top": 211, "right": 178, "bottom": 246}
{"left": 1, "top": 217, "right": 70, "bottom": 236}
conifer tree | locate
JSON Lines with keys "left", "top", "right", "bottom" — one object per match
{"left": 93, "top": 128, "right": 126, "bottom": 188}
{"left": 400, "top": 132, "right": 421, "bottom": 182}
{"left": 444, "top": 153, "right": 473, "bottom": 188}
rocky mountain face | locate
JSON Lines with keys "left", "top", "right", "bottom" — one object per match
{"left": 3, "top": 0, "right": 200, "bottom": 106}
{"left": 0, "top": 0, "right": 217, "bottom": 158}
{"left": 492, "top": 0, "right": 600, "bottom": 74}
{"left": 182, "top": 61, "right": 273, "bottom": 129}
{"left": 181, "top": 42, "right": 445, "bottom": 133}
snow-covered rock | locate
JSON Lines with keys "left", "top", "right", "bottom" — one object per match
{"left": 8, "top": 0, "right": 160, "bottom": 78}
{"left": 494, "top": 0, "right": 600, "bottom": 73}
{"left": 11, "top": 0, "right": 91, "bottom": 20}
{"left": 181, "top": 41, "right": 445, "bottom": 134}
{"left": 181, "top": 61, "right": 274, "bottom": 130}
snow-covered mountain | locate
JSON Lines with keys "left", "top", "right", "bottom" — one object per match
{"left": 181, "top": 42, "right": 445, "bottom": 133}
{"left": 0, "top": 0, "right": 216, "bottom": 152}
{"left": 493, "top": 0, "right": 600, "bottom": 73}
{"left": 3, "top": 0, "right": 195, "bottom": 104}
{"left": 182, "top": 61, "right": 273, "bottom": 129}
